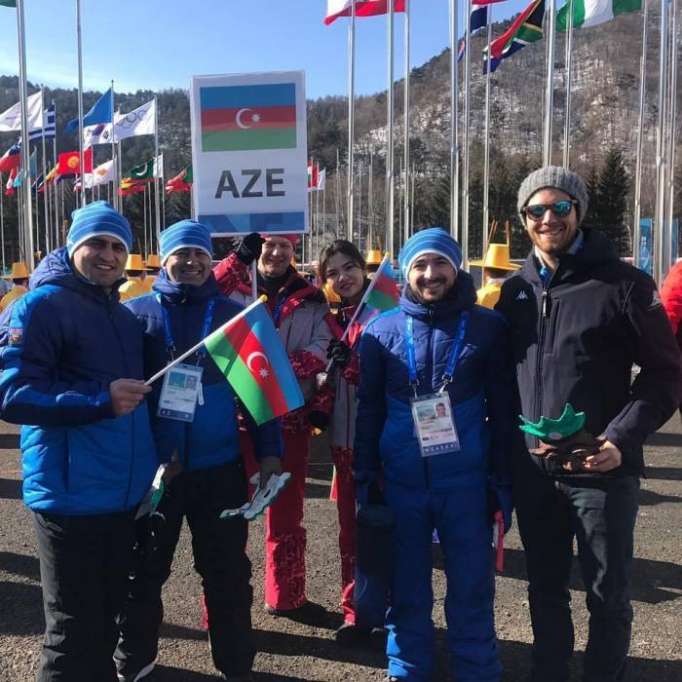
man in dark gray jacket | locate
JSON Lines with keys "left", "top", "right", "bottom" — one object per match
{"left": 496, "top": 166, "right": 681, "bottom": 682}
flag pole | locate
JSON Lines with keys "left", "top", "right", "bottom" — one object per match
{"left": 562, "top": 0, "right": 574, "bottom": 168}
{"left": 110, "top": 80, "right": 118, "bottom": 212}
{"left": 16, "top": 0, "right": 35, "bottom": 268}
{"left": 386, "top": 0, "right": 396, "bottom": 259}
{"left": 462, "top": 0, "right": 472, "bottom": 270}
{"left": 146, "top": 295, "right": 268, "bottom": 386}
{"left": 633, "top": 1, "right": 649, "bottom": 267}
{"left": 482, "top": 6, "right": 493, "bottom": 257}
{"left": 654, "top": 0, "right": 670, "bottom": 284}
{"left": 75, "top": 0, "right": 85, "bottom": 208}
{"left": 665, "top": 0, "right": 678, "bottom": 265}
{"left": 335, "top": 148, "right": 341, "bottom": 235}
{"left": 543, "top": 0, "right": 557, "bottom": 165}
{"left": 0, "top": 173, "right": 5, "bottom": 273}
{"left": 143, "top": 184, "right": 148, "bottom": 256}
{"left": 449, "top": 0, "right": 459, "bottom": 240}
{"left": 52, "top": 103, "right": 59, "bottom": 247}
{"left": 368, "top": 149, "right": 374, "bottom": 248}
{"left": 40, "top": 88, "right": 50, "bottom": 255}
{"left": 403, "top": 0, "right": 411, "bottom": 242}
{"left": 347, "top": 0, "right": 356, "bottom": 241}
{"left": 154, "top": 95, "right": 161, "bottom": 250}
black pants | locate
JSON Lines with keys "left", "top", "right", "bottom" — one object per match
{"left": 514, "top": 466, "right": 639, "bottom": 682}
{"left": 115, "top": 460, "right": 254, "bottom": 678}
{"left": 32, "top": 509, "right": 136, "bottom": 682}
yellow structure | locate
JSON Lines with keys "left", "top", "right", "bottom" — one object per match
{"left": 125, "top": 254, "right": 146, "bottom": 272}
{"left": 470, "top": 243, "right": 520, "bottom": 309}
{"left": 0, "top": 262, "right": 30, "bottom": 311}
{"left": 142, "top": 254, "right": 161, "bottom": 292}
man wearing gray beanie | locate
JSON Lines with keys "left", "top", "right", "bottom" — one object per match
{"left": 496, "top": 167, "right": 681, "bottom": 681}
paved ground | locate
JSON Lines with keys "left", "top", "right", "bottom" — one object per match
{"left": 1, "top": 418, "right": 681, "bottom": 681}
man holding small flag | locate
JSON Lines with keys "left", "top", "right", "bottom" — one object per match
{"left": 115, "top": 220, "right": 285, "bottom": 682}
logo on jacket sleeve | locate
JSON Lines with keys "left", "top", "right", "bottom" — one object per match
{"left": 515, "top": 290, "right": 529, "bottom": 301}
{"left": 8, "top": 328, "right": 23, "bottom": 346}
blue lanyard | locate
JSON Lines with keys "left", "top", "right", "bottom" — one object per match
{"left": 405, "top": 311, "right": 469, "bottom": 395}
{"left": 159, "top": 296, "right": 216, "bottom": 364}
{"left": 272, "top": 295, "right": 286, "bottom": 327}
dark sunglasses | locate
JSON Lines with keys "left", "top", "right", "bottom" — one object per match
{"left": 524, "top": 199, "right": 577, "bottom": 219}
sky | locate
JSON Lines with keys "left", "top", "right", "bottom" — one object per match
{"left": 0, "top": 0, "right": 532, "bottom": 100}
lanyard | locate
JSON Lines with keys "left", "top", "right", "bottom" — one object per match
{"left": 159, "top": 296, "right": 216, "bottom": 364}
{"left": 405, "top": 311, "right": 469, "bottom": 395}
{"left": 272, "top": 295, "right": 286, "bottom": 327}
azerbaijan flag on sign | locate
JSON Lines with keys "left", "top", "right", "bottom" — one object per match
{"left": 200, "top": 83, "right": 297, "bottom": 152}
{"left": 204, "top": 298, "right": 304, "bottom": 425}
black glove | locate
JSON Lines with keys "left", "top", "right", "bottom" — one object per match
{"left": 236, "top": 233, "right": 264, "bottom": 265}
{"left": 308, "top": 410, "right": 329, "bottom": 430}
{"left": 327, "top": 339, "right": 352, "bottom": 369}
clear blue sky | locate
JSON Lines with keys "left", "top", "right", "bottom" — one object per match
{"left": 0, "top": 0, "right": 531, "bottom": 99}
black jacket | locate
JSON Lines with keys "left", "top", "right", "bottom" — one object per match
{"left": 496, "top": 229, "right": 681, "bottom": 477}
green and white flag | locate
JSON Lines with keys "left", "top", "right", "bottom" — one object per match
{"left": 557, "top": 0, "right": 641, "bottom": 30}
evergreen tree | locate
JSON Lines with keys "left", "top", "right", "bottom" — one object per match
{"left": 596, "top": 148, "right": 631, "bottom": 254}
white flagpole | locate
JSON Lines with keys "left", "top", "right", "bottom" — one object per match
{"left": 110, "top": 81, "right": 118, "bottom": 212}
{"left": 449, "top": 0, "right": 459, "bottom": 240}
{"left": 562, "top": 0, "right": 574, "bottom": 168}
{"left": 633, "top": 0, "right": 649, "bottom": 267}
{"left": 143, "top": 184, "right": 148, "bottom": 256}
{"left": 482, "top": 6, "right": 493, "bottom": 257}
{"left": 76, "top": 0, "right": 85, "bottom": 208}
{"left": 0, "top": 173, "right": 5, "bottom": 273}
{"left": 368, "top": 149, "right": 374, "bottom": 248}
{"left": 52, "top": 121, "right": 59, "bottom": 247}
{"left": 335, "top": 148, "right": 341, "bottom": 235}
{"left": 347, "top": 0, "right": 356, "bottom": 241}
{"left": 654, "top": 0, "right": 670, "bottom": 284}
{"left": 403, "top": 0, "right": 411, "bottom": 242}
{"left": 462, "top": 0, "right": 472, "bottom": 270}
{"left": 16, "top": 0, "right": 35, "bottom": 267}
{"left": 386, "top": 0, "right": 396, "bottom": 259}
{"left": 543, "top": 0, "right": 557, "bottom": 165}
{"left": 666, "top": 0, "right": 678, "bottom": 266}
{"left": 154, "top": 96, "right": 161, "bottom": 250}
{"left": 40, "top": 89, "right": 49, "bottom": 255}
{"left": 357, "top": 161, "right": 364, "bottom": 250}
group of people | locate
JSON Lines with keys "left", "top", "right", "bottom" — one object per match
{"left": 0, "top": 164, "right": 680, "bottom": 682}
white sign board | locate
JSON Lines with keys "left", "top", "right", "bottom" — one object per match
{"left": 189, "top": 70, "right": 308, "bottom": 235}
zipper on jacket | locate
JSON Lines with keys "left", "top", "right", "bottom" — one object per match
{"left": 423, "top": 315, "right": 434, "bottom": 489}
{"left": 532, "top": 290, "right": 550, "bottom": 427}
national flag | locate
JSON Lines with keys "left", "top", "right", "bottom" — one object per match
{"left": 356, "top": 255, "right": 400, "bottom": 326}
{"left": 114, "top": 99, "right": 156, "bottom": 141}
{"left": 203, "top": 298, "right": 304, "bottom": 425}
{"left": 127, "top": 159, "right": 155, "bottom": 182}
{"left": 29, "top": 103, "right": 56, "bottom": 142}
{"left": 472, "top": 0, "right": 508, "bottom": 4}
{"left": 12, "top": 167, "right": 25, "bottom": 188}
{"left": 78, "top": 160, "right": 114, "bottom": 189}
{"left": 325, "top": 0, "right": 405, "bottom": 25}
{"left": 458, "top": 5, "right": 489, "bottom": 63}
{"left": 65, "top": 87, "right": 113, "bottom": 134}
{"left": 83, "top": 121, "right": 114, "bottom": 147}
{"left": 153, "top": 154, "right": 164, "bottom": 179}
{"left": 4, "top": 168, "right": 16, "bottom": 195}
{"left": 0, "top": 1, "right": 17, "bottom": 6}
{"left": 317, "top": 168, "right": 326, "bottom": 191}
{"left": 57, "top": 148, "right": 94, "bottom": 176}
{"left": 557, "top": 0, "right": 641, "bottom": 30}
{"left": 44, "top": 164, "right": 59, "bottom": 184}
{"left": 484, "top": 0, "right": 545, "bottom": 73}
{"left": 0, "top": 91, "right": 43, "bottom": 133}
{"left": 200, "top": 83, "right": 297, "bottom": 152}
{"left": 165, "top": 166, "right": 192, "bottom": 193}
{"left": 28, "top": 148, "right": 38, "bottom": 179}
{"left": 0, "top": 140, "right": 21, "bottom": 174}
{"left": 118, "top": 181, "right": 146, "bottom": 196}
{"left": 307, "top": 160, "right": 319, "bottom": 190}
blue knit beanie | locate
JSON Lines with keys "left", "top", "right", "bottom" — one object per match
{"left": 398, "top": 227, "right": 462, "bottom": 278}
{"left": 160, "top": 220, "right": 213, "bottom": 264}
{"left": 66, "top": 201, "right": 132, "bottom": 257}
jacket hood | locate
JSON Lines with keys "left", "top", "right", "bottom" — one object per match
{"left": 152, "top": 267, "right": 219, "bottom": 304}
{"left": 521, "top": 228, "right": 619, "bottom": 287}
{"left": 400, "top": 269, "right": 477, "bottom": 321}
{"left": 29, "top": 247, "right": 124, "bottom": 303}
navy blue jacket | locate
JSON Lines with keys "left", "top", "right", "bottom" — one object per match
{"left": 354, "top": 272, "right": 517, "bottom": 495}
{"left": 126, "top": 269, "right": 282, "bottom": 470}
{"left": 0, "top": 248, "right": 158, "bottom": 514}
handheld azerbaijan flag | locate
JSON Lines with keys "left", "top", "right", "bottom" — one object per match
{"left": 200, "top": 83, "right": 297, "bottom": 152}
{"left": 356, "top": 255, "right": 400, "bottom": 327}
{"left": 204, "top": 297, "right": 304, "bottom": 425}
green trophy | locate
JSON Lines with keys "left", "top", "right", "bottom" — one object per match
{"left": 518, "top": 403, "right": 604, "bottom": 467}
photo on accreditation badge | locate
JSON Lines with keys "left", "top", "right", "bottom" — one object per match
{"left": 168, "top": 370, "right": 189, "bottom": 389}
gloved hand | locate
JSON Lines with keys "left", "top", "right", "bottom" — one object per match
{"left": 488, "top": 482, "right": 513, "bottom": 534}
{"left": 308, "top": 410, "right": 329, "bottom": 431}
{"left": 236, "top": 232, "right": 264, "bottom": 265}
{"left": 327, "top": 339, "right": 352, "bottom": 369}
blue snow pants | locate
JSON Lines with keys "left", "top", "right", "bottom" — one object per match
{"left": 384, "top": 480, "right": 501, "bottom": 682}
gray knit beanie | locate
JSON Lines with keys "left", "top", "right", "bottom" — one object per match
{"left": 517, "top": 166, "right": 589, "bottom": 225}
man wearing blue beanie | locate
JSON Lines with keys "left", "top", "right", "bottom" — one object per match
{"left": 354, "top": 227, "right": 518, "bottom": 681}
{"left": 114, "top": 220, "right": 282, "bottom": 682}
{"left": 0, "top": 200, "right": 158, "bottom": 681}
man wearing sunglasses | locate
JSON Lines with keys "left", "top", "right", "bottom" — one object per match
{"left": 496, "top": 166, "right": 681, "bottom": 682}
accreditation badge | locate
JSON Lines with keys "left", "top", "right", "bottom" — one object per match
{"left": 157, "top": 363, "right": 204, "bottom": 423}
{"left": 410, "top": 392, "right": 461, "bottom": 457}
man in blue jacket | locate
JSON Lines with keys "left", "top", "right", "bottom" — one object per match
{"left": 0, "top": 201, "right": 157, "bottom": 682}
{"left": 354, "top": 227, "right": 517, "bottom": 682}
{"left": 114, "top": 220, "right": 282, "bottom": 682}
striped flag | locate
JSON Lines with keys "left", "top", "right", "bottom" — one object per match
{"left": 356, "top": 255, "right": 400, "bottom": 327}
{"left": 29, "top": 104, "right": 56, "bottom": 142}
{"left": 458, "top": 5, "right": 489, "bottom": 63}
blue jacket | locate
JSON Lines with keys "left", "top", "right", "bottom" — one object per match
{"left": 126, "top": 269, "right": 282, "bottom": 470}
{"left": 354, "top": 272, "right": 517, "bottom": 496}
{"left": 0, "top": 248, "right": 158, "bottom": 515}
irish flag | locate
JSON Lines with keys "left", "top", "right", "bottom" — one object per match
{"left": 557, "top": 0, "right": 641, "bottom": 30}
{"left": 200, "top": 83, "right": 297, "bottom": 152}
{"left": 356, "top": 255, "right": 400, "bottom": 327}
{"left": 325, "top": 0, "right": 405, "bottom": 25}
{"left": 204, "top": 297, "right": 304, "bottom": 425}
